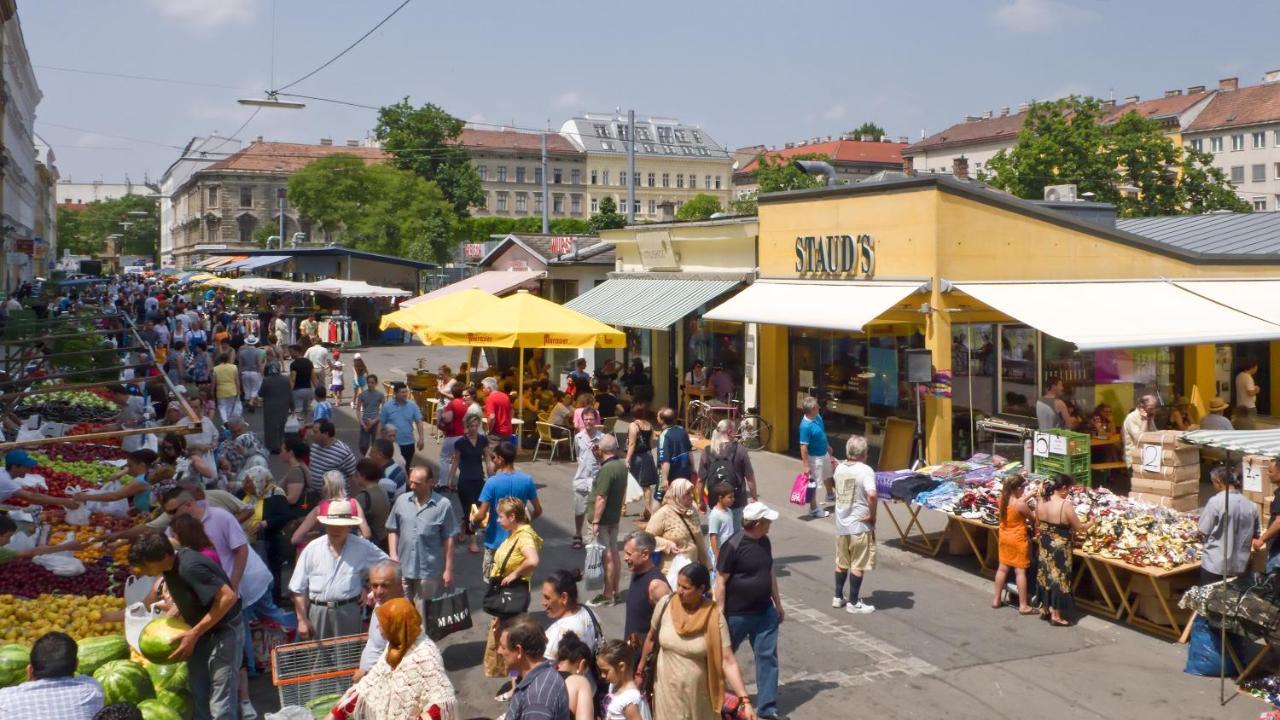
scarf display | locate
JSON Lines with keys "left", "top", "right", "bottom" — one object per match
{"left": 668, "top": 596, "right": 724, "bottom": 707}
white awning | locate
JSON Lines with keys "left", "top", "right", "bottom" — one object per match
{"left": 703, "top": 280, "right": 926, "bottom": 332}
{"left": 1173, "top": 279, "right": 1280, "bottom": 325}
{"left": 401, "top": 270, "right": 544, "bottom": 308}
{"left": 954, "top": 280, "right": 1280, "bottom": 351}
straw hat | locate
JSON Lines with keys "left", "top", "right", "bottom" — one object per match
{"left": 318, "top": 499, "right": 362, "bottom": 526}
{"left": 1208, "top": 397, "right": 1230, "bottom": 413}
{"left": 244, "top": 334, "right": 259, "bottom": 346}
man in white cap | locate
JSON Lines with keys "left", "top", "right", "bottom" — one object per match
{"left": 715, "top": 500, "right": 783, "bottom": 720}
{"left": 237, "top": 334, "right": 265, "bottom": 413}
{"left": 289, "top": 498, "right": 388, "bottom": 640}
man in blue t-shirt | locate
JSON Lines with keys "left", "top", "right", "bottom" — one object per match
{"left": 656, "top": 406, "right": 693, "bottom": 490}
{"left": 470, "top": 441, "right": 542, "bottom": 576}
{"left": 798, "top": 396, "right": 832, "bottom": 518}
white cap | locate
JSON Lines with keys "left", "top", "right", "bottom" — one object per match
{"left": 742, "top": 501, "right": 779, "bottom": 523}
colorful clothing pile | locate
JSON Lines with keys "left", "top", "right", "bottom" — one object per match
{"left": 1241, "top": 675, "right": 1280, "bottom": 709}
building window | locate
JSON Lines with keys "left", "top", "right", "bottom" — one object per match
{"left": 591, "top": 198, "right": 598, "bottom": 213}
{"left": 1231, "top": 166, "right": 1245, "bottom": 184}
{"left": 553, "top": 169, "right": 562, "bottom": 184}
{"left": 602, "top": 170, "right": 609, "bottom": 185}
{"left": 207, "top": 187, "right": 218, "bottom": 207}
{"left": 634, "top": 172, "right": 640, "bottom": 186}
{"left": 1232, "top": 134, "right": 1245, "bottom": 151}
{"left": 534, "top": 192, "right": 543, "bottom": 212}
{"left": 478, "top": 192, "right": 488, "bottom": 209}
{"left": 497, "top": 166, "right": 507, "bottom": 182}
{"left": 715, "top": 175, "right": 722, "bottom": 189}
{"left": 496, "top": 193, "right": 509, "bottom": 212}
{"left": 534, "top": 167, "right": 543, "bottom": 185}
{"left": 515, "top": 192, "right": 527, "bottom": 212}
{"left": 478, "top": 165, "right": 488, "bottom": 181}
{"left": 1254, "top": 132, "right": 1267, "bottom": 149}
{"left": 648, "top": 199, "right": 656, "bottom": 214}
{"left": 1189, "top": 139, "right": 1203, "bottom": 152}
{"left": 689, "top": 174, "right": 697, "bottom": 189}
{"left": 571, "top": 169, "right": 581, "bottom": 185}
{"left": 239, "top": 186, "right": 253, "bottom": 208}
{"left": 648, "top": 172, "right": 655, "bottom": 187}
{"left": 553, "top": 195, "right": 564, "bottom": 214}
{"left": 590, "top": 170, "right": 597, "bottom": 185}
{"left": 1254, "top": 164, "right": 1267, "bottom": 183}
{"left": 619, "top": 172, "right": 626, "bottom": 187}
{"left": 237, "top": 214, "right": 255, "bottom": 243}
{"left": 1254, "top": 198, "right": 1268, "bottom": 211}
{"left": 571, "top": 195, "right": 581, "bottom": 214}
{"left": 601, "top": 141, "right": 614, "bottom": 151}
{"left": 705, "top": 174, "right": 711, "bottom": 188}
{"left": 1274, "top": 162, "right": 1280, "bottom": 180}
{"left": 593, "top": 124, "right": 610, "bottom": 138}
{"left": 633, "top": 201, "right": 640, "bottom": 214}
{"left": 516, "top": 167, "right": 526, "bottom": 184}
{"left": 662, "top": 173, "right": 670, "bottom": 187}
{"left": 676, "top": 174, "right": 684, "bottom": 188}
{"left": 1211, "top": 137, "right": 1224, "bottom": 152}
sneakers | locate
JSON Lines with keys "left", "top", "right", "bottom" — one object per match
{"left": 586, "top": 593, "right": 619, "bottom": 607}
{"left": 825, "top": 493, "right": 837, "bottom": 504}
{"left": 846, "top": 600, "right": 876, "bottom": 614}
{"left": 240, "top": 700, "right": 259, "bottom": 720}
{"left": 832, "top": 596, "right": 845, "bottom": 608}
{"left": 809, "top": 508, "right": 830, "bottom": 518}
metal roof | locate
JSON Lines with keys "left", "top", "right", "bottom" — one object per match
{"left": 207, "top": 245, "right": 436, "bottom": 269}
{"left": 559, "top": 114, "right": 731, "bottom": 160}
{"left": 565, "top": 277, "right": 740, "bottom": 330}
{"left": 1183, "top": 429, "right": 1280, "bottom": 457}
{"left": 1116, "top": 213, "right": 1280, "bottom": 256}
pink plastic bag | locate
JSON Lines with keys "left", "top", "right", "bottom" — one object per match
{"left": 789, "top": 472, "right": 810, "bottom": 506}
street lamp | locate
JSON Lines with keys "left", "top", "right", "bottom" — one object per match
{"left": 238, "top": 92, "right": 305, "bottom": 110}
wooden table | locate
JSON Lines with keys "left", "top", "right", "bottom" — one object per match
{"left": 879, "top": 498, "right": 945, "bottom": 557}
{"left": 1072, "top": 551, "right": 1199, "bottom": 639}
{"left": 1090, "top": 433, "right": 1121, "bottom": 448}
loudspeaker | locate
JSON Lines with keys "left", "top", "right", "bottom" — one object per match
{"left": 905, "top": 349, "right": 932, "bottom": 383}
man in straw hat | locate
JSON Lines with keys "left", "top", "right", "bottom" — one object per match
{"left": 289, "top": 498, "right": 388, "bottom": 640}
{"left": 1201, "top": 397, "right": 1234, "bottom": 431}
{"left": 237, "top": 333, "right": 264, "bottom": 412}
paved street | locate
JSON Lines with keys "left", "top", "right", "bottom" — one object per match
{"left": 279, "top": 343, "right": 1258, "bottom": 720}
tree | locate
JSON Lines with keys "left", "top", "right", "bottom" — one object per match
{"left": 847, "top": 121, "right": 886, "bottom": 141}
{"left": 374, "top": 99, "right": 484, "bottom": 216}
{"left": 1178, "top": 145, "right": 1251, "bottom": 214}
{"left": 755, "top": 152, "right": 828, "bottom": 194}
{"left": 57, "top": 194, "right": 159, "bottom": 260}
{"left": 287, "top": 154, "right": 458, "bottom": 263}
{"left": 675, "top": 193, "right": 723, "bottom": 221}
{"left": 588, "top": 196, "right": 626, "bottom": 232}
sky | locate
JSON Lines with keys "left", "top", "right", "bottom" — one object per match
{"left": 22, "top": 0, "right": 1280, "bottom": 184}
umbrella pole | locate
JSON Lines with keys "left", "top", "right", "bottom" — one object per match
{"left": 518, "top": 343, "right": 524, "bottom": 450}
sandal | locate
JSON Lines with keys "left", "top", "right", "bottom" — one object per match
{"left": 1050, "top": 618, "right": 1071, "bottom": 627}
{"left": 1018, "top": 607, "right": 1038, "bottom": 615}
{"left": 571, "top": 536, "right": 584, "bottom": 549}
{"left": 495, "top": 688, "right": 514, "bottom": 703}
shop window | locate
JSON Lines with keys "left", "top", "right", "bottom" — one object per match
{"left": 1041, "top": 337, "right": 1181, "bottom": 429}
{"left": 951, "top": 323, "right": 997, "bottom": 457}
{"left": 683, "top": 314, "right": 745, "bottom": 399}
{"left": 998, "top": 325, "right": 1038, "bottom": 417}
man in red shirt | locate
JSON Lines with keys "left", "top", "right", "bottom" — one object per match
{"left": 438, "top": 385, "right": 469, "bottom": 486}
{"left": 482, "top": 377, "right": 515, "bottom": 445}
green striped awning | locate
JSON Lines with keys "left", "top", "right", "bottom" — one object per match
{"left": 564, "top": 278, "right": 741, "bottom": 330}
{"left": 1182, "top": 429, "right": 1280, "bottom": 457}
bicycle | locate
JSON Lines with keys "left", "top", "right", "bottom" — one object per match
{"left": 687, "top": 398, "right": 772, "bottom": 452}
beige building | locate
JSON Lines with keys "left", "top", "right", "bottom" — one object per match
{"left": 458, "top": 127, "right": 588, "bottom": 219}
{"left": 559, "top": 113, "right": 733, "bottom": 219}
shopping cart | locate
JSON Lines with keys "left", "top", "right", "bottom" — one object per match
{"left": 271, "top": 633, "right": 367, "bottom": 709}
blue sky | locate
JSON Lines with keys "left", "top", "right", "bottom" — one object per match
{"left": 23, "top": 0, "right": 1280, "bottom": 184}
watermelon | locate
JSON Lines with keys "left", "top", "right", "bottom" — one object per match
{"left": 153, "top": 688, "right": 193, "bottom": 719}
{"left": 306, "top": 693, "right": 343, "bottom": 719}
{"left": 139, "top": 617, "right": 191, "bottom": 665}
{"left": 0, "top": 644, "right": 28, "bottom": 688}
{"left": 138, "top": 698, "right": 184, "bottom": 720}
{"left": 76, "top": 635, "right": 129, "bottom": 676}
{"left": 92, "top": 659, "right": 155, "bottom": 705}
{"left": 146, "top": 660, "right": 190, "bottom": 694}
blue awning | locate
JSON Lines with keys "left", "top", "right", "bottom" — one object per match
{"left": 220, "top": 255, "right": 289, "bottom": 272}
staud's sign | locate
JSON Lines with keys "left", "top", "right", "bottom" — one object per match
{"left": 793, "top": 234, "right": 875, "bottom": 277}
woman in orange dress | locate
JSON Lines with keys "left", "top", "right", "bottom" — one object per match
{"left": 993, "top": 474, "right": 1037, "bottom": 614}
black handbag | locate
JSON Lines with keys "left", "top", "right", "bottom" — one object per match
{"left": 426, "top": 588, "right": 473, "bottom": 640}
{"left": 482, "top": 538, "right": 531, "bottom": 618}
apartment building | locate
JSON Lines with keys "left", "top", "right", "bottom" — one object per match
{"left": 733, "top": 134, "right": 908, "bottom": 194}
{"left": 459, "top": 127, "right": 588, "bottom": 219}
{"left": 1184, "top": 74, "right": 1280, "bottom": 212}
{"left": 159, "top": 135, "right": 242, "bottom": 267}
{"left": 559, "top": 113, "right": 733, "bottom": 219}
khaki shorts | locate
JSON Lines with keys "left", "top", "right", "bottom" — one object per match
{"left": 591, "top": 523, "right": 619, "bottom": 551}
{"left": 836, "top": 532, "right": 876, "bottom": 571}
{"left": 574, "top": 489, "right": 590, "bottom": 517}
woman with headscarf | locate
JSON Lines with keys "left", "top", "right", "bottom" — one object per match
{"left": 644, "top": 478, "right": 707, "bottom": 576}
{"left": 260, "top": 360, "right": 293, "bottom": 454}
{"left": 327, "top": 597, "right": 459, "bottom": 720}
{"left": 642, "top": 562, "right": 755, "bottom": 720}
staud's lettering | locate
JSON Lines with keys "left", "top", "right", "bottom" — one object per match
{"left": 794, "top": 234, "right": 875, "bottom": 277}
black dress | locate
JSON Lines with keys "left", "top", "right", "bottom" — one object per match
{"left": 454, "top": 433, "right": 489, "bottom": 534}
{"left": 630, "top": 423, "right": 658, "bottom": 488}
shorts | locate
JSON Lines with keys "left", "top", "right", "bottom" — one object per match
{"left": 330, "top": 383, "right": 344, "bottom": 393}
{"left": 808, "top": 454, "right": 831, "bottom": 485}
{"left": 574, "top": 488, "right": 590, "bottom": 517}
{"left": 592, "top": 523, "right": 619, "bottom": 551}
{"left": 836, "top": 532, "right": 876, "bottom": 571}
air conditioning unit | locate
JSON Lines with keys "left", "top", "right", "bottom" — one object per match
{"left": 1043, "top": 184, "right": 1078, "bottom": 202}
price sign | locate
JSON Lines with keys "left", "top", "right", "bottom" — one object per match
{"left": 1140, "top": 444, "right": 1163, "bottom": 473}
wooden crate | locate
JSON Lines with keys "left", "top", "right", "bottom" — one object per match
{"left": 1128, "top": 492, "right": 1199, "bottom": 512}
{"left": 1129, "top": 477, "right": 1199, "bottom": 497}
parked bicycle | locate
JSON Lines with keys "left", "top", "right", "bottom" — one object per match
{"left": 687, "top": 398, "right": 772, "bottom": 451}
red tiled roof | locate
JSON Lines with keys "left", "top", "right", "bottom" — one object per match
{"left": 203, "top": 141, "right": 389, "bottom": 174}
{"left": 737, "top": 139, "right": 906, "bottom": 175}
{"left": 456, "top": 128, "right": 581, "bottom": 155}
{"left": 1187, "top": 83, "right": 1280, "bottom": 131}
{"left": 1101, "top": 92, "right": 1213, "bottom": 124}
{"left": 906, "top": 112, "right": 1029, "bottom": 154}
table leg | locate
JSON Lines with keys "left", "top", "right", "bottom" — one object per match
{"left": 1071, "top": 556, "right": 1119, "bottom": 619}
{"left": 954, "top": 520, "right": 991, "bottom": 574}
{"left": 881, "top": 501, "right": 941, "bottom": 556}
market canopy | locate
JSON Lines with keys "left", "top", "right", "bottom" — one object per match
{"left": 219, "top": 255, "right": 289, "bottom": 273}
{"left": 704, "top": 280, "right": 926, "bottom": 332}
{"left": 203, "top": 256, "right": 246, "bottom": 269}
{"left": 952, "top": 280, "right": 1280, "bottom": 351}
{"left": 380, "top": 288, "right": 507, "bottom": 342}
{"left": 312, "top": 279, "right": 412, "bottom": 298}
{"left": 566, "top": 277, "right": 741, "bottom": 330}
{"left": 1183, "top": 429, "right": 1280, "bottom": 457}
{"left": 400, "top": 270, "right": 544, "bottom": 308}
{"left": 423, "top": 289, "right": 625, "bottom": 348}
{"left": 1173, "top": 279, "right": 1280, "bottom": 326}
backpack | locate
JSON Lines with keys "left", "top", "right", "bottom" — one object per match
{"left": 706, "top": 443, "right": 745, "bottom": 504}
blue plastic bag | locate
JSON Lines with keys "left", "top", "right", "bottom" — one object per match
{"left": 1185, "top": 615, "right": 1250, "bottom": 677}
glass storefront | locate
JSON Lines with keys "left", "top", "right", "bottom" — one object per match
{"left": 682, "top": 315, "right": 746, "bottom": 400}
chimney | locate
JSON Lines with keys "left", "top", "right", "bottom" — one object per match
{"left": 982, "top": 110, "right": 993, "bottom": 119}
{"left": 965, "top": 115, "right": 981, "bottom": 122}
{"left": 255, "top": 135, "right": 264, "bottom": 143}
{"left": 1187, "top": 85, "right": 1206, "bottom": 94}
{"left": 902, "top": 156, "right": 915, "bottom": 176}
{"left": 1101, "top": 99, "right": 1116, "bottom": 109}
{"left": 1264, "top": 70, "right": 1280, "bottom": 84}
{"left": 1016, "top": 103, "right": 1030, "bottom": 112}
{"left": 952, "top": 156, "right": 969, "bottom": 180}
{"left": 1219, "top": 77, "right": 1239, "bottom": 91}
{"left": 784, "top": 142, "right": 794, "bottom": 149}
{"left": 1123, "top": 95, "right": 1139, "bottom": 104}
{"left": 1000, "top": 107, "right": 1010, "bottom": 116}
{"left": 319, "top": 138, "right": 333, "bottom": 146}
{"left": 1164, "top": 89, "right": 1182, "bottom": 97}
{"left": 897, "top": 136, "right": 908, "bottom": 144}
{"left": 839, "top": 133, "right": 852, "bottom": 141}
{"left": 861, "top": 134, "right": 873, "bottom": 141}
{"left": 345, "top": 140, "right": 359, "bottom": 147}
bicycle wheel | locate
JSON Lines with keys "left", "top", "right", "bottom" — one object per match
{"left": 689, "top": 413, "right": 715, "bottom": 440}
{"left": 737, "top": 414, "right": 771, "bottom": 451}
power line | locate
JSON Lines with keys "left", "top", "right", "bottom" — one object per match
{"left": 276, "top": 92, "right": 380, "bottom": 110}
{"left": 33, "top": 64, "right": 253, "bottom": 92}
{"left": 274, "top": 0, "right": 414, "bottom": 92}
{"left": 39, "top": 122, "right": 187, "bottom": 150}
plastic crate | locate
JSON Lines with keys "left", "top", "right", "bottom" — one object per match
{"left": 271, "top": 633, "right": 366, "bottom": 709}
{"left": 1033, "top": 429, "right": 1093, "bottom": 486}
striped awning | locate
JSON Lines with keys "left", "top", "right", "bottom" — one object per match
{"left": 1182, "top": 429, "right": 1280, "bottom": 457}
{"left": 565, "top": 277, "right": 741, "bottom": 330}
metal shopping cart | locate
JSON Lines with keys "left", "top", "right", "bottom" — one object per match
{"left": 271, "top": 633, "right": 367, "bottom": 709}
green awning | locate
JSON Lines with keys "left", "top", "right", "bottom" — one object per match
{"left": 564, "top": 277, "right": 740, "bottom": 330}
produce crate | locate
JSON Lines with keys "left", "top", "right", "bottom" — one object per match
{"left": 271, "top": 633, "right": 366, "bottom": 709}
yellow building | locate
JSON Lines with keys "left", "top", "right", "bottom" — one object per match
{"left": 706, "top": 174, "right": 1280, "bottom": 463}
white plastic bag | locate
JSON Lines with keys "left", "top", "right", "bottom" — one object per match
{"left": 33, "top": 551, "right": 85, "bottom": 577}
{"left": 124, "top": 600, "right": 161, "bottom": 654}
{"left": 624, "top": 473, "right": 643, "bottom": 505}
{"left": 64, "top": 500, "right": 91, "bottom": 526}
{"left": 665, "top": 553, "right": 692, "bottom": 589}
{"left": 14, "top": 473, "right": 46, "bottom": 490}
{"left": 86, "top": 480, "right": 129, "bottom": 517}
{"left": 284, "top": 414, "right": 301, "bottom": 434}
{"left": 584, "top": 542, "right": 604, "bottom": 591}
{"left": 124, "top": 575, "right": 159, "bottom": 607}
{"left": 265, "top": 708, "right": 314, "bottom": 720}
{"left": 3, "top": 531, "right": 35, "bottom": 552}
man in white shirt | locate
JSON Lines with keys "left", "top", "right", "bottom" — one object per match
{"left": 304, "top": 341, "right": 331, "bottom": 392}
{"left": 1123, "top": 394, "right": 1158, "bottom": 463}
{"left": 1236, "top": 359, "right": 1262, "bottom": 430}
{"left": 832, "top": 435, "right": 877, "bottom": 614}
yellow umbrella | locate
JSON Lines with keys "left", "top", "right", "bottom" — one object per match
{"left": 379, "top": 288, "right": 506, "bottom": 343}
{"left": 421, "top": 290, "right": 625, "bottom": 349}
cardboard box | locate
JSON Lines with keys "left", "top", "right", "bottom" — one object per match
{"left": 1131, "top": 464, "right": 1201, "bottom": 483}
{"left": 1138, "top": 430, "right": 1190, "bottom": 448}
{"left": 1242, "top": 454, "right": 1276, "bottom": 504}
{"left": 1128, "top": 492, "right": 1200, "bottom": 512}
{"left": 1129, "top": 477, "right": 1200, "bottom": 497}
{"left": 1127, "top": 446, "right": 1200, "bottom": 467}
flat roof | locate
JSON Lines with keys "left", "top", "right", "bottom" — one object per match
{"left": 207, "top": 245, "right": 436, "bottom": 270}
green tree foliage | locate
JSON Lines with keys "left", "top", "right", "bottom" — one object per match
{"left": 588, "top": 196, "right": 627, "bottom": 232}
{"left": 57, "top": 194, "right": 159, "bottom": 259}
{"left": 847, "top": 122, "right": 886, "bottom": 141}
{"left": 373, "top": 99, "right": 484, "bottom": 216}
{"left": 981, "top": 96, "right": 1248, "bottom": 216}
{"left": 453, "top": 216, "right": 592, "bottom": 246}
{"left": 287, "top": 154, "right": 458, "bottom": 263}
{"left": 755, "top": 152, "right": 828, "bottom": 193}
{"left": 675, "top": 193, "right": 723, "bottom": 221}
